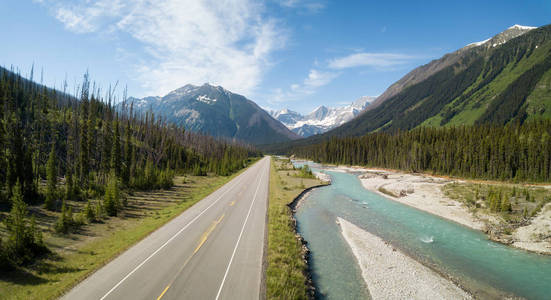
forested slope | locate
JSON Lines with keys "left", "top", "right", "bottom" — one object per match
{"left": 331, "top": 24, "right": 551, "bottom": 135}
{"left": 292, "top": 121, "right": 551, "bottom": 183}
{"left": 0, "top": 67, "right": 259, "bottom": 268}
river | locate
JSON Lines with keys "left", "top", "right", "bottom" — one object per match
{"left": 293, "top": 162, "right": 551, "bottom": 299}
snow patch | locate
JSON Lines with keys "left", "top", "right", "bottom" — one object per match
{"left": 196, "top": 95, "right": 217, "bottom": 104}
{"left": 509, "top": 24, "right": 537, "bottom": 31}
{"left": 467, "top": 38, "right": 491, "bottom": 47}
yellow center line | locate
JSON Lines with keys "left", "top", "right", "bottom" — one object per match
{"left": 156, "top": 285, "right": 170, "bottom": 300}
{"left": 194, "top": 214, "right": 224, "bottom": 254}
{"left": 229, "top": 201, "right": 235, "bottom": 206}
{"left": 157, "top": 213, "right": 225, "bottom": 300}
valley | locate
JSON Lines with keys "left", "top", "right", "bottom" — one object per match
{"left": 1, "top": 2, "right": 551, "bottom": 299}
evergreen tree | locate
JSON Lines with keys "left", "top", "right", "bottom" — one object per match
{"left": 3, "top": 181, "right": 47, "bottom": 265}
{"left": 5, "top": 181, "right": 27, "bottom": 253}
{"left": 84, "top": 200, "right": 95, "bottom": 222}
{"left": 104, "top": 173, "right": 120, "bottom": 216}
{"left": 55, "top": 201, "right": 70, "bottom": 234}
{"left": 44, "top": 143, "right": 57, "bottom": 210}
{"left": 122, "top": 120, "right": 131, "bottom": 186}
{"left": 111, "top": 119, "right": 121, "bottom": 177}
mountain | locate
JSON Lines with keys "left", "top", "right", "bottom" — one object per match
{"left": 269, "top": 96, "right": 375, "bottom": 137}
{"left": 127, "top": 83, "right": 300, "bottom": 144}
{"left": 326, "top": 24, "right": 550, "bottom": 136}
{"left": 368, "top": 25, "right": 537, "bottom": 111}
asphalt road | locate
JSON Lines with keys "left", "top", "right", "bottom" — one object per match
{"left": 62, "top": 157, "right": 270, "bottom": 300}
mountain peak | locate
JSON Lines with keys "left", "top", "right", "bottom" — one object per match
{"left": 271, "top": 96, "right": 374, "bottom": 137}
{"left": 467, "top": 24, "right": 537, "bottom": 49}
{"left": 127, "top": 84, "right": 299, "bottom": 144}
{"left": 352, "top": 96, "right": 376, "bottom": 109}
{"left": 508, "top": 24, "right": 537, "bottom": 31}
{"left": 166, "top": 83, "right": 232, "bottom": 98}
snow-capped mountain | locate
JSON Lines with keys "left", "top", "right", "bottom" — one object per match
{"left": 270, "top": 96, "right": 375, "bottom": 137}
{"left": 125, "top": 83, "right": 300, "bottom": 144}
{"left": 370, "top": 24, "right": 536, "bottom": 111}
{"left": 466, "top": 24, "right": 536, "bottom": 48}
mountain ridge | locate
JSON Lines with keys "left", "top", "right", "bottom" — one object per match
{"left": 127, "top": 83, "right": 301, "bottom": 145}
{"left": 367, "top": 24, "right": 537, "bottom": 112}
{"left": 269, "top": 96, "right": 375, "bottom": 137}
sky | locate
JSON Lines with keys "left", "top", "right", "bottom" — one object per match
{"left": 0, "top": 1, "right": 549, "bottom": 114}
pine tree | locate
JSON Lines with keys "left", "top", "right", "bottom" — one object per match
{"left": 111, "top": 119, "right": 121, "bottom": 177}
{"left": 104, "top": 173, "right": 120, "bottom": 216}
{"left": 45, "top": 143, "right": 57, "bottom": 210}
{"left": 122, "top": 120, "right": 131, "bottom": 186}
{"left": 84, "top": 200, "right": 95, "bottom": 222}
{"left": 95, "top": 201, "right": 104, "bottom": 222}
{"left": 5, "top": 181, "right": 27, "bottom": 253}
{"left": 55, "top": 201, "right": 71, "bottom": 234}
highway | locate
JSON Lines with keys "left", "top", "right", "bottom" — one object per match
{"left": 62, "top": 157, "right": 270, "bottom": 300}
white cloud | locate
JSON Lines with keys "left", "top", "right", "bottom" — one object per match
{"left": 276, "top": 0, "right": 326, "bottom": 14}
{"left": 303, "top": 69, "right": 338, "bottom": 89}
{"left": 328, "top": 52, "right": 415, "bottom": 69}
{"left": 269, "top": 68, "right": 339, "bottom": 103}
{"left": 39, "top": 0, "right": 286, "bottom": 97}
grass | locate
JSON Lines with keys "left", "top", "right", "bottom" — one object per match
{"left": 266, "top": 157, "right": 326, "bottom": 300}
{"left": 0, "top": 166, "right": 252, "bottom": 300}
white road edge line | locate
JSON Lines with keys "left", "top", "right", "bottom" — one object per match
{"left": 99, "top": 161, "right": 258, "bottom": 300}
{"left": 215, "top": 160, "right": 267, "bottom": 300}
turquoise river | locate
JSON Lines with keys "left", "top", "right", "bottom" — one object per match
{"left": 293, "top": 162, "right": 551, "bottom": 300}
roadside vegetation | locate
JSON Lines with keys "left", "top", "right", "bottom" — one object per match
{"left": 0, "top": 167, "right": 253, "bottom": 300}
{"left": 0, "top": 68, "right": 261, "bottom": 298}
{"left": 266, "top": 157, "right": 327, "bottom": 300}
{"left": 443, "top": 182, "right": 551, "bottom": 234}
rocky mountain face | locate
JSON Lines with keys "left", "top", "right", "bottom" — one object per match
{"left": 270, "top": 96, "right": 375, "bottom": 137}
{"left": 127, "top": 83, "right": 300, "bottom": 145}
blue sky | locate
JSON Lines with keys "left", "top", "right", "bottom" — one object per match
{"left": 0, "top": 1, "right": 549, "bottom": 113}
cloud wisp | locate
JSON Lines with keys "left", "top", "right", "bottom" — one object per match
{"left": 328, "top": 52, "right": 416, "bottom": 69}
{"left": 40, "top": 0, "right": 286, "bottom": 97}
{"left": 269, "top": 68, "right": 339, "bottom": 103}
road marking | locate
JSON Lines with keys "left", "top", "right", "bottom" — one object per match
{"left": 156, "top": 285, "right": 170, "bottom": 300}
{"left": 158, "top": 213, "right": 225, "bottom": 300}
{"left": 215, "top": 162, "right": 266, "bottom": 300}
{"left": 194, "top": 214, "right": 224, "bottom": 254}
{"left": 229, "top": 201, "right": 235, "bottom": 206}
{"left": 98, "top": 164, "right": 255, "bottom": 300}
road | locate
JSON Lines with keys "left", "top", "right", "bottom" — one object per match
{"left": 62, "top": 157, "right": 270, "bottom": 300}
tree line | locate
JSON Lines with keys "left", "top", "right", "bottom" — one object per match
{"left": 0, "top": 67, "right": 260, "bottom": 268}
{"left": 292, "top": 121, "right": 551, "bottom": 183}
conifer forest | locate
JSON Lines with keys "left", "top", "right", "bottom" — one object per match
{"left": 0, "top": 67, "right": 259, "bottom": 269}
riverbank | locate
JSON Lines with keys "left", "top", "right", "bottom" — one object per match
{"left": 331, "top": 165, "right": 551, "bottom": 255}
{"left": 266, "top": 157, "right": 327, "bottom": 299}
{"left": 338, "top": 217, "right": 472, "bottom": 300}
{"left": 356, "top": 169, "right": 486, "bottom": 230}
